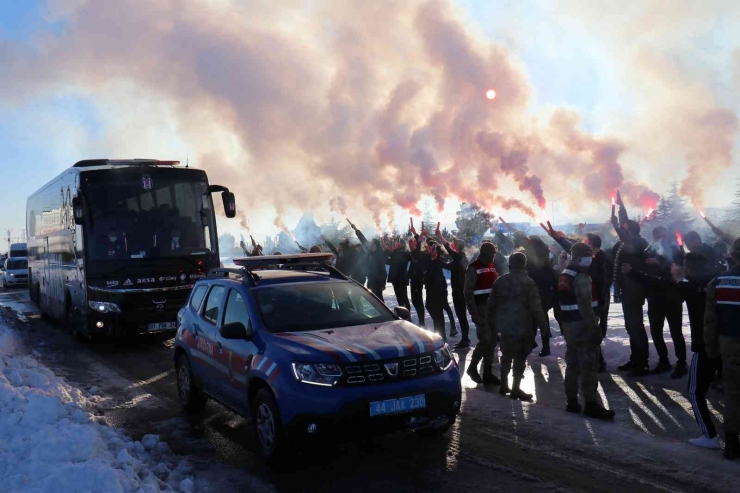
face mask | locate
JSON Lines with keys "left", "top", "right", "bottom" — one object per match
{"left": 580, "top": 257, "right": 593, "bottom": 267}
{"left": 172, "top": 237, "right": 180, "bottom": 243}
{"left": 109, "top": 236, "right": 117, "bottom": 243}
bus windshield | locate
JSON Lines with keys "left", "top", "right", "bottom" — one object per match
{"left": 83, "top": 169, "right": 216, "bottom": 260}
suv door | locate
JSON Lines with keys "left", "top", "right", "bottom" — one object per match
{"left": 194, "top": 283, "right": 227, "bottom": 399}
{"left": 215, "top": 287, "right": 258, "bottom": 410}
{"left": 181, "top": 284, "right": 209, "bottom": 379}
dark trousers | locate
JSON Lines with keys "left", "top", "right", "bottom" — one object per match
{"left": 613, "top": 282, "right": 621, "bottom": 302}
{"left": 442, "top": 297, "right": 456, "bottom": 332}
{"left": 647, "top": 296, "right": 686, "bottom": 363}
{"left": 623, "top": 300, "right": 649, "bottom": 368}
{"left": 452, "top": 290, "right": 470, "bottom": 341}
{"left": 410, "top": 280, "right": 425, "bottom": 327}
{"left": 688, "top": 351, "right": 718, "bottom": 438}
{"left": 425, "top": 291, "right": 446, "bottom": 339}
{"left": 369, "top": 280, "right": 385, "bottom": 302}
{"left": 393, "top": 281, "right": 410, "bottom": 311}
{"left": 598, "top": 301, "right": 610, "bottom": 363}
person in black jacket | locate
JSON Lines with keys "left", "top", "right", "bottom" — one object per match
{"left": 387, "top": 239, "right": 411, "bottom": 310}
{"left": 424, "top": 242, "right": 452, "bottom": 341}
{"left": 323, "top": 236, "right": 358, "bottom": 279}
{"left": 517, "top": 234, "right": 556, "bottom": 357}
{"left": 643, "top": 226, "right": 687, "bottom": 378}
{"left": 408, "top": 233, "right": 427, "bottom": 327}
{"left": 438, "top": 232, "right": 470, "bottom": 348}
{"left": 623, "top": 253, "right": 722, "bottom": 450}
{"left": 611, "top": 193, "right": 651, "bottom": 376}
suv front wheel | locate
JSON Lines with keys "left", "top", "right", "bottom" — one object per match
{"left": 176, "top": 354, "right": 208, "bottom": 412}
{"left": 251, "top": 388, "right": 286, "bottom": 463}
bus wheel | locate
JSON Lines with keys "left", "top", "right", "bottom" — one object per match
{"left": 66, "top": 304, "right": 85, "bottom": 341}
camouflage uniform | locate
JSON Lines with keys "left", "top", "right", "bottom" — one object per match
{"left": 704, "top": 264, "right": 740, "bottom": 450}
{"left": 487, "top": 268, "right": 549, "bottom": 390}
{"left": 560, "top": 265, "right": 603, "bottom": 405}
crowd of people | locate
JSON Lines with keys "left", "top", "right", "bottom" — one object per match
{"left": 244, "top": 200, "right": 739, "bottom": 460}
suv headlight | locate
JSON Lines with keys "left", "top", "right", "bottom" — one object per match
{"left": 291, "top": 363, "right": 342, "bottom": 387}
{"left": 433, "top": 346, "right": 454, "bottom": 371}
{"left": 88, "top": 301, "right": 122, "bottom": 314}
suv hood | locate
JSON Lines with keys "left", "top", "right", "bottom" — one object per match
{"left": 271, "top": 320, "right": 444, "bottom": 363}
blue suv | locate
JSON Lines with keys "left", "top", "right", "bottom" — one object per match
{"left": 173, "top": 253, "right": 462, "bottom": 462}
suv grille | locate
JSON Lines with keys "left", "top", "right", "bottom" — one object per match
{"left": 341, "top": 353, "right": 437, "bottom": 385}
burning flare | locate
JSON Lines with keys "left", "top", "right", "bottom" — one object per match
{"left": 486, "top": 89, "right": 496, "bottom": 100}
{"left": 675, "top": 231, "right": 684, "bottom": 247}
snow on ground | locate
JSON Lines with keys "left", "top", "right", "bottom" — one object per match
{"left": 0, "top": 312, "right": 250, "bottom": 493}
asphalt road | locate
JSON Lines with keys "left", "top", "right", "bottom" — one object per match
{"left": 2, "top": 287, "right": 739, "bottom": 493}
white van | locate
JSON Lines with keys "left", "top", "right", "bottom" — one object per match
{"left": 2, "top": 257, "right": 29, "bottom": 288}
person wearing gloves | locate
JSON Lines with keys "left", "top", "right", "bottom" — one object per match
{"left": 559, "top": 242, "right": 616, "bottom": 420}
{"left": 487, "top": 252, "right": 550, "bottom": 401}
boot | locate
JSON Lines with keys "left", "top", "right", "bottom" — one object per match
{"left": 650, "top": 358, "right": 672, "bottom": 374}
{"left": 499, "top": 370, "right": 511, "bottom": 395}
{"left": 453, "top": 339, "right": 471, "bottom": 351}
{"left": 617, "top": 360, "right": 635, "bottom": 372}
{"left": 538, "top": 338, "right": 551, "bottom": 357}
{"left": 466, "top": 362, "right": 483, "bottom": 384}
{"left": 566, "top": 399, "right": 582, "bottom": 414}
{"left": 583, "top": 402, "right": 615, "bottom": 420}
{"left": 724, "top": 433, "right": 740, "bottom": 460}
{"left": 482, "top": 365, "right": 501, "bottom": 385}
{"left": 509, "top": 375, "right": 532, "bottom": 401}
{"left": 628, "top": 365, "right": 650, "bottom": 377}
{"left": 671, "top": 360, "right": 688, "bottom": 379}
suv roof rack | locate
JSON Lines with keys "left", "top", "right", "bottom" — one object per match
{"left": 73, "top": 159, "right": 181, "bottom": 168}
{"left": 211, "top": 253, "right": 346, "bottom": 286}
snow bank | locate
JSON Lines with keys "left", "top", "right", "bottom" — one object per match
{"left": 0, "top": 316, "right": 196, "bottom": 493}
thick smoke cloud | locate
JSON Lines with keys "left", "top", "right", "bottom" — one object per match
{"left": 2, "top": 0, "right": 736, "bottom": 227}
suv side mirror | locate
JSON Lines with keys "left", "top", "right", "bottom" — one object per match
{"left": 222, "top": 191, "right": 236, "bottom": 219}
{"left": 72, "top": 196, "right": 85, "bottom": 224}
{"left": 394, "top": 306, "right": 411, "bottom": 321}
{"left": 220, "top": 321, "right": 253, "bottom": 340}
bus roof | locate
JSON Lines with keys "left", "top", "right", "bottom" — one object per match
{"left": 73, "top": 159, "right": 181, "bottom": 168}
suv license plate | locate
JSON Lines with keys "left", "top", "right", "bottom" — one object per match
{"left": 370, "top": 395, "right": 426, "bottom": 416}
{"left": 148, "top": 321, "right": 177, "bottom": 332}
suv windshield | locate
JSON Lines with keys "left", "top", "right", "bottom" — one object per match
{"left": 254, "top": 282, "right": 395, "bottom": 333}
{"left": 7, "top": 260, "right": 27, "bottom": 270}
{"left": 83, "top": 169, "right": 216, "bottom": 260}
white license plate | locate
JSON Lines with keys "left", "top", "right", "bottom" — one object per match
{"left": 370, "top": 395, "right": 426, "bottom": 416}
{"left": 148, "top": 321, "right": 177, "bottom": 332}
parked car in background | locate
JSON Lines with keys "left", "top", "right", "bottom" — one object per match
{"left": 2, "top": 258, "right": 29, "bottom": 288}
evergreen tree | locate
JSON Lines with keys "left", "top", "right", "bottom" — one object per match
{"left": 731, "top": 180, "right": 740, "bottom": 226}
{"left": 656, "top": 181, "right": 695, "bottom": 233}
{"left": 454, "top": 203, "right": 493, "bottom": 242}
{"left": 653, "top": 195, "right": 672, "bottom": 222}
{"left": 421, "top": 198, "right": 437, "bottom": 232}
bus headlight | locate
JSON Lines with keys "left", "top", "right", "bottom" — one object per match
{"left": 88, "top": 301, "right": 121, "bottom": 314}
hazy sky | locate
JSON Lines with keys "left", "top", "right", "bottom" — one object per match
{"left": 1, "top": 0, "right": 738, "bottom": 242}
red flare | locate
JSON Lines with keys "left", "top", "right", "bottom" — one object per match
{"left": 611, "top": 197, "right": 616, "bottom": 206}
{"left": 539, "top": 222, "right": 549, "bottom": 233}
{"left": 675, "top": 231, "right": 683, "bottom": 247}
{"left": 699, "top": 210, "right": 706, "bottom": 219}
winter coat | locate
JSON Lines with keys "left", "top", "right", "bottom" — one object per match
{"left": 424, "top": 255, "right": 450, "bottom": 295}
{"left": 560, "top": 264, "right": 602, "bottom": 346}
{"left": 611, "top": 235, "right": 649, "bottom": 304}
{"left": 486, "top": 268, "right": 549, "bottom": 343}
{"left": 387, "top": 249, "right": 411, "bottom": 285}
{"left": 325, "top": 239, "right": 357, "bottom": 278}
{"left": 527, "top": 258, "right": 556, "bottom": 312}
{"left": 443, "top": 244, "right": 468, "bottom": 293}
{"left": 408, "top": 236, "right": 427, "bottom": 286}
{"left": 555, "top": 236, "right": 609, "bottom": 305}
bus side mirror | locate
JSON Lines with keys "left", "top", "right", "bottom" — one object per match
{"left": 222, "top": 192, "right": 236, "bottom": 219}
{"left": 72, "top": 196, "right": 85, "bottom": 224}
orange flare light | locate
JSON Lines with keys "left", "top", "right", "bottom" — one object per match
{"left": 675, "top": 231, "right": 683, "bottom": 247}
{"left": 486, "top": 89, "right": 496, "bottom": 100}
{"left": 611, "top": 197, "right": 616, "bottom": 206}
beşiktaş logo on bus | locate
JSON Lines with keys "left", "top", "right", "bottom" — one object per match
{"left": 141, "top": 174, "right": 153, "bottom": 190}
